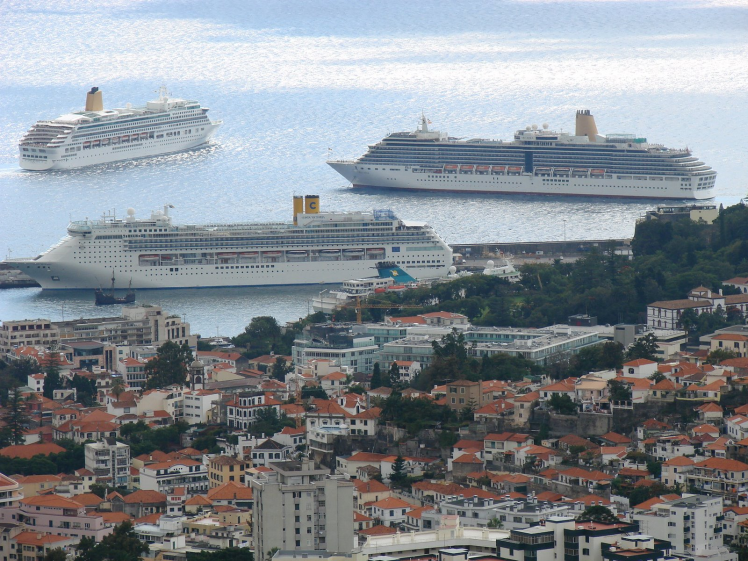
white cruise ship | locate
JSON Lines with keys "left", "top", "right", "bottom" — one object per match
{"left": 19, "top": 87, "right": 221, "bottom": 170}
{"left": 328, "top": 110, "right": 716, "bottom": 200}
{"left": 5, "top": 196, "right": 452, "bottom": 290}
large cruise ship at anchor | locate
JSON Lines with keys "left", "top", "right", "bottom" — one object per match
{"left": 18, "top": 87, "right": 221, "bottom": 170}
{"left": 328, "top": 110, "right": 716, "bottom": 199}
{"left": 5, "top": 197, "right": 452, "bottom": 290}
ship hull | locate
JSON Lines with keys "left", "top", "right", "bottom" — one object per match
{"left": 11, "top": 258, "right": 450, "bottom": 290}
{"left": 329, "top": 163, "right": 715, "bottom": 200}
{"left": 19, "top": 125, "right": 220, "bottom": 171}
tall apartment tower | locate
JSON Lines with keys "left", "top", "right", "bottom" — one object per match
{"left": 250, "top": 460, "right": 354, "bottom": 561}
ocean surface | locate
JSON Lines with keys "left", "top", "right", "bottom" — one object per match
{"left": 1, "top": 0, "right": 747, "bottom": 337}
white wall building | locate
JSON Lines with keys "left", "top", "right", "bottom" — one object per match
{"left": 183, "top": 389, "right": 222, "bottom": 425}
{"left": 139, "top": 459, "right": 208, "bottom": 496}
{"left": 84, "top": 438, "right": 131, "bottom": 487}
{"left": 250, "top": 460, "right": 354, "bottom": 561}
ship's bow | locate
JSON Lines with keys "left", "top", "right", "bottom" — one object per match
{"left": 327, "top": 160, "right": 356, "bottom": 183}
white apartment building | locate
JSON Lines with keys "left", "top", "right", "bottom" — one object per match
{"left": 139, "top": 459, "right": 209, "bottom": 496}
{"left": 293, "top": 335, "right": 379, "bottom": 374}
{"left": 250, "top": 460, "right": 354, "bottom": 561}
{"left": 226, "top": 393, "right": 281, "bottom": 429}
{"left": 634, "top": 494, "right": 736, "bottom": 561}
{"left": 138, "top": 387, "right": 184, "bottom": 421}
{"left": 84, "top": 438, "right": 131, "bottom": 487}
{"left": 0, "top": 319, "right": 60, "bottom": 354}
{"left": 0, "top": 474, "right": 23, "bottom": 508}
{"left": 183, "top": 389, "right": 222, "bottom": 425}
{"left": 116, "top": 357, "right": 147, "bottom": 389}
{"left": 429, "top": 496, "right": 571, "bottom": 530}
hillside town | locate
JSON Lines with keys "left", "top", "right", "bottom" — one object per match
{"left": 4, "top": 260, "right": 748, "bottom": 561}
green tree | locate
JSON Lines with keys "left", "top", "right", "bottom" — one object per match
{"left": 271, "top": 356, "right": 291, "bottom": 381}
{"left": 41, "top": 350, "right": 63, "bottom": 400}
{"left": 390, "top": 455, "right": 407, "bottom": 487}
{"left": 548, "top": 394, "right": 577, "bottom": 415}
{"left": 626, "top": 333, "right": 659, "bottom": 362}
{"left": 43, "top": 549, "right": 68, "bottom": 561}
{"left": 487, "top": 517, "right": 504, "bottom": 529}
{"left": 110, "top": 377, "right": 126, "bottom": 401}
{"left": 145, "top": 341, "right": 193, "bottom": 389}
{"left": 389, "top": 362, "right": 400, "bottom": 387}
{"left": 75, "top": 521, "right": 148, "bottom": 561}
{"left": 608, "top": 379, "right": 632, "bottom": 402}
{"left": 371, "top": 363, "right": 383, "bottom": 389}
{"left": 0, "top": 390, "right": 29, "bottom": 446}
{"left": 577, "top": 505, "right": 618, "bottom": 523}
{"left": 707, "top": 348, "right": 737, "bottom": 364}
{"left": 187, "top": 548, "right": 254, "bottom": 561}
{"left": 90, "top": 483, "right": 109, "bottom": 498}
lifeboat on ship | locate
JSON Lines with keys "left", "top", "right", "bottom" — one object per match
{"left": 102, "top": 138, "right": 110, "bottom": 146}
{"left": 572, "top": 168, "right": 589, "bottom": 175}
{"left": 553, "top": 168, "right": 570, "bottom": 176}
{"left": 343, "top": 249, "right": 365, "bottom": 256}
{"left": 140, "top": 133, "right": 148, "bottom": 140}
{"left": 240, "top": 252, "right": 258, "bottom": 257}
{"left": 507, "top": 166, "right": 522, "bottom": 175}
{"left": 217, "top": 252, "right": 237, "bottom": 258}
{"left": 139, "top": 254, "right": 159, "bottom": 261}
{"left": 160, "top": 255, "right": 173, "bottom": 261}
{"left": 476, "top": 165, "right": 490, "bottom": 174}
{"left": 460, "top": 165, "right": 475, "bottom": 173}
{"left": 590, "top": 169, "right": 606, "bottom": 175}
{"left": 111, "top": 137, "right": 120, "bottom": 144}
{"left": 121, "top": 136, "right": 130, "bottom": 143}
{"left": 491, "top": 166, "right": 506, "bottom": 174}
{"left": 387, "top": 285, "right": 408, "bottom": 292}
{"left": 92, "top": 140, "right": 101, "bottom": 148}
{"left": 444, "top": 164, "right": 458, "bottom": 173}
{"left": 263, "top": 251, "right": 282, "bottom": 257}
{"left": 367, "top": 248, "right": 385, "bottom": 256}
{"left": 83, "top": 141, "right": 91, "bottom": 149}
{"left": 287, "top": 250, "right": 308, "bottom": 258}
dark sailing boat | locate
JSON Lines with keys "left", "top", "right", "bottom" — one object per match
{"left": 94, "top": 272, "right": 135, "bottom": 305}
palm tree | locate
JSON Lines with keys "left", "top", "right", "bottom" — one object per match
{"left": 111, "top": 377, "right": 126, "bottom": 401}
{"left": 487, "top": 517, "right": 503, "bottom": 529}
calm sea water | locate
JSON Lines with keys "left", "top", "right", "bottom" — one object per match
{"left": 1, "top": 0, "right": 747, "bottom": 336}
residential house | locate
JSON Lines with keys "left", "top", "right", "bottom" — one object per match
{"left": 208, "top": 456, "right": 248, "bottom": 488}
{"left": 0, "top": 495, "right": 112, "bottom": 541}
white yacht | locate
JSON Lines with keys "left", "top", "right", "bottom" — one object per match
{"left": 328, "top": 110, "right": 716, "bottom": 199}
{"left": 19, "top": 87, "right": 221, "bottom": 170}
{"left": 5, "top": 196, "right": 452, "bottom": 290}
{"left": 482, "top": 258, "right": 521, "bottom": 282}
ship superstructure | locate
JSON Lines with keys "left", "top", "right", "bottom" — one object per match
{"left": 19, "top": 87, "right": 221, "bottom": 170}
{"left": 328, "top": 110, "right": 716, "bottom": 199}
{"left": 6, "top": 197, "right": 452, "bottom": 290}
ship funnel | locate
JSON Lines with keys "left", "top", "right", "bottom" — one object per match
{"left": 304, "top": 195, "right": 320, "bottom": 215}
{"left": 293, "top": 196, "right": 304, "bottom": 224}
{"left": 575, "top": 109, "right": 598, "bottom": 142}
{"left": 85, "top": 87, "right": 103, "bottom": 112}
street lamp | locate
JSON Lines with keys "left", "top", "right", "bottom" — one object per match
{"left": 563, "top": 219, "right": 567, "bottom": 242}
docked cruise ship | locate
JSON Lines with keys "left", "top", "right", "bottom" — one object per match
{"left": 5, "top": 197, "right": 452, "bottom": 290}
{"left": 328, "top": 110, "right": 716, "bottom": 199}
{"left": 18, "top": 87, "right": 221, "bottom": 170}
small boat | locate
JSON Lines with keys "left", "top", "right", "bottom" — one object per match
{"left": 554, "top": 167, "right": 570, "bottom": 175}
{"left": 387, "top": 285, "right": 408, "bottom": 292}
{"left": 343, "top": 249, "right": 365, "bottom": 255}
{"left": 263, "top": 251, "right": 282, "bottom": 257}
{"left": 460, "top": 165, "right": 475, "bottom": 172}
{"left": 508, "top": 166, "right": 522, "bottom": 174}
{"left": 287, "top": 250, "right": 308, "bottom": 255}
{"left": 83, "top": 141, "right": 91, "bottom": 148}
{"left": 573, "top": 168, "right": 589, "bottom": 174}
{"left": 122, "top": 136, "right": 130, "bottom": 143}
{"left": 102, "top": 138, "right": 110, "bottom": 146}
{"left": 367, "top": 248, "right": 385, "bottom": 255}
{"left": 240, "top": 252, "right": 258, "bottom": 257}
{"left": 591, "top": 169, "right": 606, "bottom": 175}
{"left": 217, "top": 252, "right": 238, "bottom": 258}
{"left": 140, "top": 254, "right": 159, "bottom": 260}
{"left": 320, "top": 249, "right": 340, "bottom": 255}
{"left": 491, "top": 166, "right": 506, "bottom": 174}
{"left": 444, "top": 164, "right": 458, "bottom": 172}
{"left": 94, "top": 273, "right": 135, "bottom": 306}
{"left": 476, "top": 165, "right": 490, "bottom": 171}
{"left": 161, "top": 255, "right": 173, "bottom": 261}
{"left": 140, "top": 133, "right": 148, "bottom": 140}
{"left": 535, "top": 167, "right": 551, "bottom": 175}
{"left": 92, "top": 140, "right": 101, "bottom": 147}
